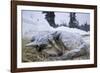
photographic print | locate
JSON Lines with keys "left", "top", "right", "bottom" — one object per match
{"left": 22, "top": 11, "right": 90, "bottom": 62}
{"left": 11, "top": 1, "right": 97, "bottom": 72}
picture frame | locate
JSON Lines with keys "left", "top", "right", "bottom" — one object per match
{"left": 11, "top": 1, "right": 97, "bottom": 73}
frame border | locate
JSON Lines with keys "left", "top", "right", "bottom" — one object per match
{"left": 11, "top": 1, "right": 97, "bottom": 73}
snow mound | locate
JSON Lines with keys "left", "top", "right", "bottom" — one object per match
{"left": 53, "top": 26, "right": 89, "bottom": 36}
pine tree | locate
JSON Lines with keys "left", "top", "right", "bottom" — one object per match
{"left": 42, "top": 11, "right": 57, "bottom": 28}
{"left": 69, "top": 12, "right": 79, "bottom": 28}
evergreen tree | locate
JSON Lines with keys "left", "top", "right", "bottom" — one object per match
{"left": 42, "top": 11, "right": 57, "bottom": 28}
{"left": 79, "top": 22, "right": 90, "bottom": 31}
{"left": 69, "top": 12, "right": 79, "bottom": 28}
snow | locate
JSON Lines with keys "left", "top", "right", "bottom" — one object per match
{"left": 53, "top": 26, "right": 89, "bottom": 36}
{"left": 22, "top": 10, "right": 90, "bottom": 39}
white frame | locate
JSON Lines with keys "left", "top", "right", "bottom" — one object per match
{"left": 17, "top": 5, "right": 94, "bottom": 68}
